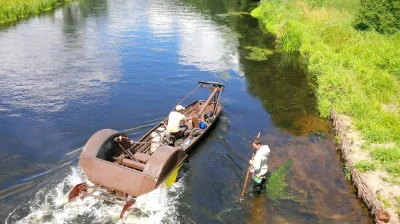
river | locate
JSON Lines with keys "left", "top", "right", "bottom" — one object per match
{"left": 0, "top": 0, "right": 372, "bottom": 223}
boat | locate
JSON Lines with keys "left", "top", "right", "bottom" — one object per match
{"left": 68, "top": 81, "right": 225, "bottom": 218}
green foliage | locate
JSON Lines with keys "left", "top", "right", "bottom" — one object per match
{"left": 377, "top": 192, "right": 392, "bottom": 208}
{"left": 280, "top": 21, "right": 303, "bottom": 54}
{"left": 354, "top": 0, "right": 400, "bottom": 34}
{"left": 251, "top": 0, "right": 400, "bottom": 149}
{"left": 266, "top": 159, "right": 298, "bottom": 202}
{"left": 0, "top": 0, "right": 70, "bottom": 24}
{"left": 385, "top": 163, "right": 400, "bottom": 174}
{"left": 250, "top": 5, "right": 261, "bottom": 18}
{"left": 342, "top": 166, "right": 352, "bottom": 181}
{"left": 371, "top": 147, "right": 400, "bottom": 163}
{"left": 304, "top": 0, "right": 324, "bottom": 8}
{"left": 244, "top": 46, "right": 273, "bottom": 61}
{"left": 355, "top": 160, "right": 377, "bottom": 172}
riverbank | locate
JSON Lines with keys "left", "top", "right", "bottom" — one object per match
{"left": 0, "top": 0, "right": 70, "bottom": 24}
{"left": 251, "top": 0, "right": 400, "bottom": 222}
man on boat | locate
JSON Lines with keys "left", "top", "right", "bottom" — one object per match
{"left": 167, "top": 105, "right": 190, "bottom": 137}
{"left": 249, "top": 137, "right": 270, "bottom": 194}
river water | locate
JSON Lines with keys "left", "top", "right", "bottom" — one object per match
{"left": 0, "top": 0, "right": 372, "bottom": 223}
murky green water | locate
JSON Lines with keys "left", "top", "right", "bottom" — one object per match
{"left": 0, "top": 0, "right": 372, "bottom": 223}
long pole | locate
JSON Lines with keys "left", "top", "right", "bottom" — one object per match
{"left": 172, "top": 84, "right": 201, "bottom": 110}
{"left": 241, "top": 132, "right": 260, "bottom": 197}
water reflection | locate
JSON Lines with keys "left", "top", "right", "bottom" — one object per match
{"left": 0, "top": 0, "right": 119, "bottom": 113}
{"left": 179, "top": 0, "right": 327, "bottom": 136}
{"left": 146, "top": 0, "right": 243, "bottom": 74}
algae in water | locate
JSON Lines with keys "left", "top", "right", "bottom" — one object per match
{"left": 266, "top": 159, "right": 298, "bottom": 202}
{"left": 244, "top": 46, "right": 273, "bottom": 61}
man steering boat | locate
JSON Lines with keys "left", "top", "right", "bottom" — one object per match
{"left": 167, "top": 105, "right": 191, "bottom": 138}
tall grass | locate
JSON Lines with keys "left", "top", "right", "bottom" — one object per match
{"left": 251, "top": 0, "right": 400, "bottom": 176}
{"left": 0, "top": 0, "right": 70, "bottom": 24}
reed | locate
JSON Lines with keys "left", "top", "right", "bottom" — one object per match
{"left": 252, "top": 0, "right": 400, "bottom": 178}
{"left": 0, "top": 0, "right": 70, "bottom": 24}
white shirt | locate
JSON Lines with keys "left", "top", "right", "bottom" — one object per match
{"left": 252, "top": 145, "right": 270, "bottom": 176}
{"left": 167, "top": 111, "right": 185, "bottom": 133}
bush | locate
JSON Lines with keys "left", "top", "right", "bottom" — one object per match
{"left": 354, "top": 0, "right": 400, "bottom": 34}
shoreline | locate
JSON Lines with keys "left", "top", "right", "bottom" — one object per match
{"left": 250, "top": 0, "right": 400, "bottom": 222}
{"left": 332, "top": 110, "right": 399, "bottom": 223}
{"left": 0, "top": 0, "right": 71, "bottom": 24}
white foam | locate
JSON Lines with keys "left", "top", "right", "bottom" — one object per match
{"left": 7, "top": 166, "right": 184, "bottom": 224}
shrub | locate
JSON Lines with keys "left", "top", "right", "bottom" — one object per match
{"left": 354, "top": 0, "right": 400, "bottom": 34}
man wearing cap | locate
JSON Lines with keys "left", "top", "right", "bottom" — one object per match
{"left": 167, "top": 105, "right": 190, "bottom": 136}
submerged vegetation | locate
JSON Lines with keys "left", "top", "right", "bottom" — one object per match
{"left": 0, "top": 0, "right": 70, "bottom": 24}
{"left": 266, "top": 159, "right": 298, "bottom": 202}
{"left": 244, "top": 46, "right": 273, "bottom": 61}
{"left": 251, "top": 0, "right": 400, "bottom": 178}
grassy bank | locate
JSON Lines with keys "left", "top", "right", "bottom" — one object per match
{"left": 0, "top": 0, "right": 71, "bottom": 24}
{"left": 251, "top": 0, "right": 400, "bottom": 213}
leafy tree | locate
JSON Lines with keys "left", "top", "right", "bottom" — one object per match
{"left": 354, "top": 0, "right": 400, "bottom": 34}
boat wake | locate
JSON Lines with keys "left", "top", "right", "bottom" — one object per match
{"left": 6, "top": 166, "right": 184, "bottom": 224}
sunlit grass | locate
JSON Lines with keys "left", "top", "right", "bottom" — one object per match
{"left": 372, "top": 147, "right": 400, "bottom": 163}
{"left": 0, "top": 0, "right": 70, "bottom": 24}
{"left": 355, "top": 160, "right": 378, "bottom": 172}
{"left": 251, "top": 0, "right": 400, "bottom": 177}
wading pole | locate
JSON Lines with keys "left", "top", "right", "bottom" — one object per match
{"left": 241, "top": 132, "right": 260, "bottom": 197}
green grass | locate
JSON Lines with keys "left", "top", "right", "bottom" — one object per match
{"left": 251, "top": 0, "right": 400, "bottom": 177}
{"left": 355, "top": 160, "right": 377, "bottom": 172}
{"left": 371, "top": 147, "right": 400, "bottom": 163}
{"left": 0, "top": 0, "right": 71, "bottom": 24}
{"left": 377, "top": 192, "right": 392, "bottom": 209}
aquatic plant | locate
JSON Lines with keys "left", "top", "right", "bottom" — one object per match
{"left": 244, "top": 46, "right": 273, "bottom": 61}
{"left": 227, "top": 11, "right": 250, "bottom": 16}
{"left": 266, "top": 159, "right": 298, "bottom": 202}
{"left": 342, "top": 166, "right": 352, "bottom": 181}
{"left": 0, "top": 0, "right": 71, "bottom": 24}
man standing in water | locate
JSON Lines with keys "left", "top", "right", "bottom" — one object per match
{"left": 249, "top": 137, "right": 270, "bottom": 194}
